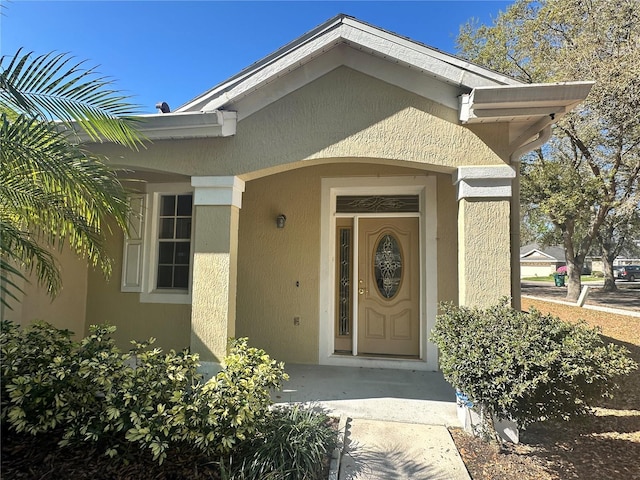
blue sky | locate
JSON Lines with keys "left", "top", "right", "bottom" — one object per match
{"left": 1, "top": 1, "right": 512, "bottom": 113}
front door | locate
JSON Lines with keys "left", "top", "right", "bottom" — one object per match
{"left": 357, "top": 217, "right": 420, "bottom": 356}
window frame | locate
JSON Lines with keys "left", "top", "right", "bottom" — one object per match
{"left": 122, "top": 183, "right": 194, "bottom": 304}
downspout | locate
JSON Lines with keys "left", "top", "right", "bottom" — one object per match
{"left": 509, "top": 125, "right": 552, "bottom": 311}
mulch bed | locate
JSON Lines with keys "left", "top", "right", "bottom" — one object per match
{"left": 450, "top": 297, "right": 640, "bottom": 480}
{"left": 1, "top": 432, "right": 222, "bottom": 479}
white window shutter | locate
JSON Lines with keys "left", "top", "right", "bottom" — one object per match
{"left": 121, "top": 194, "right": 146, "bottom": 292}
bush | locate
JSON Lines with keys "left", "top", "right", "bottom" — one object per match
{"left": 430, "top": 300, "right": 637, "bottom": 439}
{"left": 1, "top": 321, "right": 288, "bottom": 464}
{"left": 227, "top": 404, "right": 338, "bottom": 480}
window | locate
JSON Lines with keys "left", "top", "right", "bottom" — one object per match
{"left": 121, "top": 185, "right": 194, "bottom": 304}
{"left": 157, "top": 194, "right": 192, "bottom": 289}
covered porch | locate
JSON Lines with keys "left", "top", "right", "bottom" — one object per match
{"left": 273, "top": 363, "right": 458, "bottom": 426}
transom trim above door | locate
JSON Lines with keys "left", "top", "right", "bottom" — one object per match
{"left": 319, "top": 176, "right": 439, "bottom": 371}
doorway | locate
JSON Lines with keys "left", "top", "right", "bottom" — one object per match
{"left": 320, "top": 176, "right": 438, "bottom": 370}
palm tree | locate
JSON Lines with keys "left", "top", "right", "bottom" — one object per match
{"left": 1, "top": 49, "right": 142, "bottom": 309}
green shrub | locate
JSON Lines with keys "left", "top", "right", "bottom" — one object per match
{"left": 430, "top": 300, "right": 637, "bottom": 439}
{"left": 1, "top": 321, "right": 288, "bottom": 465}
{"left": 1, "top": 320, "right": 79, "bottom": 432}
{"left": 227, "top": 404, "right": 338, "bottom": 480}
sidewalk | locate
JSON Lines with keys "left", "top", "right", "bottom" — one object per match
{"left": 338, "top": 419, "right": 470, "bottom": 480}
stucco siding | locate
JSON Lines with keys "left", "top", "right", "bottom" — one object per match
{"left": 91, "top": 67, "right": 509, "bottom": 178}
{"left": 85, "top": 230, "right": 191, "bottom": 353}
{"left": 458, "top": 199, "right": 511, "bottom": 307}
{"left": 3, "top": 247, "right": 88, "bottom": 338}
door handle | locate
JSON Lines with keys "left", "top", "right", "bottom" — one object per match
{"left": 359, "top": 288, "right": 365, "bottom": 295}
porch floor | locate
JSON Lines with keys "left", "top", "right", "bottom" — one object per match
{"left": 273, "top": 363, "right": 458, "bottom": 426}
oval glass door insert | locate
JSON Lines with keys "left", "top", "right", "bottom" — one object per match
{"left": 374, "top": 233, "right": 403, "bottom": 299}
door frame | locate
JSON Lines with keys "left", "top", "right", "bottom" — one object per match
{"left": 319, "top": 176, "right": 439, "bottom": 371}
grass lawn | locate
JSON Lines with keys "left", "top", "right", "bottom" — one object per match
{"left": 522, "top": 275, "right": 604, "bottom": 283}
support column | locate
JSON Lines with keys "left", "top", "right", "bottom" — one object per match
{"left": 453, "top": 166, "right": 515, "bottom": 308}
{"left": 190, "top": 176, "right": 245, "bottom": 372}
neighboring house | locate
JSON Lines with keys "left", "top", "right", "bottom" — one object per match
{"left": 612, "top": 241, "right": 640, "bottom": 266}
{"left": 521, "top": 243, "right": 595, "bottom": 277}
{"left": 6, "top": 15, "right": 592, "bottom": 373}
{"left": 520, "top": 244, "right": 566, "bottom": 278}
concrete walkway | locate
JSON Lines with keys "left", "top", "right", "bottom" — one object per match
{"left": 273, "top": 364, "right": 471, "bottom": 480}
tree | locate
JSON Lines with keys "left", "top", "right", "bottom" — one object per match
{"left": 596, "top": 205, "right": 640, "bottom": 291}
{"left": 458, "top": 0, "right": 640, "bottom": 300}
{"left": 0, "top": 49, "right": 142, "bottom": 310}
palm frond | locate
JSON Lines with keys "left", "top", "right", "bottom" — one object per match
{"left": 1, "top": 113, "right": 128, "bottom": 274}
{"left": 1, "top": 221, "right": 62, "bottom": 300}
{"left": 0, "top": 256, "right": 26, "bottom": 310}
{"left": 0, "top": 49, "right": 143, "bottom": 149}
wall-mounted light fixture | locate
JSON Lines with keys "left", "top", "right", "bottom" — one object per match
{"left": 276, "top": 214, "right": 287, "bottom": 229}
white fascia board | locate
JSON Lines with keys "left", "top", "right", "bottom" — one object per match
{"left": 135, "top": 111, "right": 237, "bottom": 140}
{"left": 193, "top": 29, "right": 345, "bottom": 113}
{"left": 63, "top": 110, "right": 236, "bottom": 143}
{"left": 228, "top": 45, "right": 463, "bottom": 120}
{"left": 460, "top": 81, "right": 594, "bottom": 124}
{"left": 339, "top": 17, "right": 519, "bottom": 87}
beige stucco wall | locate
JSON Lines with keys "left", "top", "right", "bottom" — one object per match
{"left": 458, "top": 199, "right": 512, "bottom": 307}
{"left": 85, "top": 230, "right": 191, "bottom": 352}
{"left": 2, "top": 247, "right": 88, "bottom": 338}
{"left": 190, "top": 205, "right": 240, "bottom": 364}
{"left": 235, "top": 163, "right": 459, "bottom": 364}
{"left": 90, "top": 67, "right": 511, "bottom": 179}
{"left": 1, "top": 228, "right": 190, "bottom": 353}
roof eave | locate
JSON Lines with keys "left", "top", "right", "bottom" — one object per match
{"left": 459, "top": 81, "right": 595, "bottom": 124}
{"left": 65, "top": 110, "right": 237, "bottom": 143}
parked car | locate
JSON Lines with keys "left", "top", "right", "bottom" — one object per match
{"left": 615, "top": 265, "right": 640, "bottom": 282}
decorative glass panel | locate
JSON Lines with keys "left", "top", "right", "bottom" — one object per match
{"left": 374, "top": 234, "right": 403, "bottom": 299}
{"left": 337, "top": 195, "right": 419, "bottom": 213}
{"left": 338, "top": 228, "right": 351, "bottom": 336}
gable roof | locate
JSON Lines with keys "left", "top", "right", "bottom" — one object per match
{"left": 175, "top": 14, "right": 519, "bottom": 115}
{"left": 520, "top": 244, "right": 566, "bottom": 262}
{"left": 121, "top": 14, "right": 593, "bottom": 147}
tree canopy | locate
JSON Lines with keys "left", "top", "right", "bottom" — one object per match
{"left": 0, "top": 49, "right": 142, "bottom": 309}
{"left": 458, "top": 0, "right": 640, "bottom": 299}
